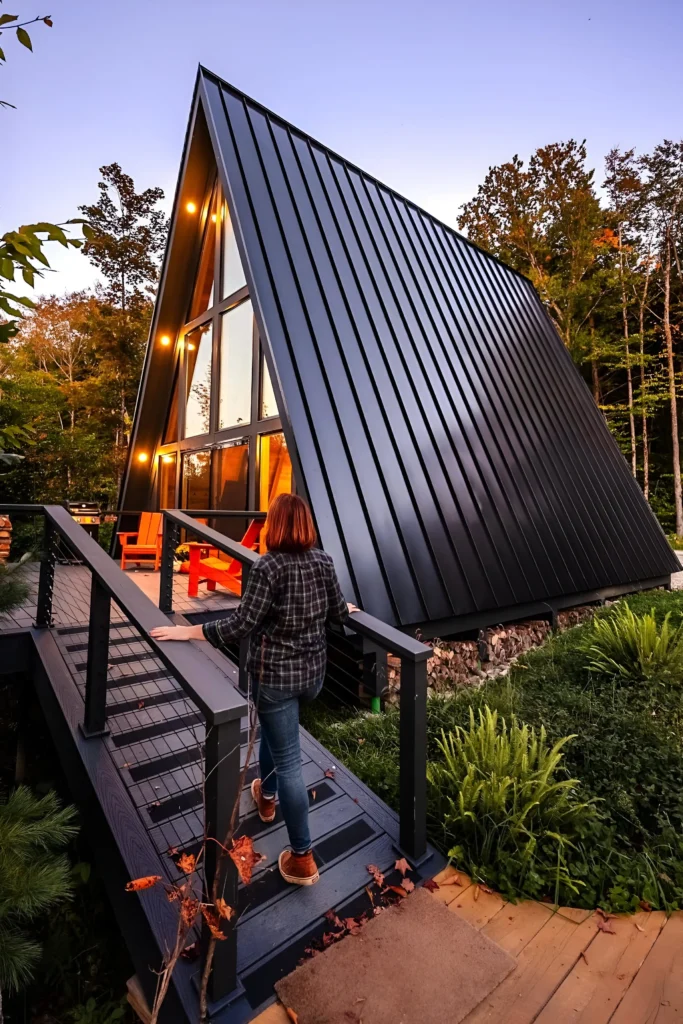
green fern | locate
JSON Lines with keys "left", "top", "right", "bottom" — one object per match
{"left": 0, "top": 787, "right": 78, "bottom": 993}
{"left": 427, "top": 706, "right": 595, "bottom": 900}
{"left": 0, "top": 562, "right": 29, "bottom": 614}
{"left": 582, "top": 604, "right": 683, "bottom": 682}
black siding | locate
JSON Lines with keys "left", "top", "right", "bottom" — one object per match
{"left": 196, "top": 69, "right": 678, "bottom": 629}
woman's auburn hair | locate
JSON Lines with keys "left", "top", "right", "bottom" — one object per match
{"left": 265, "top": 493, "right": 317, "bottom": 553}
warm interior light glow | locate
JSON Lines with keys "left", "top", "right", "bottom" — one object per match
{"left": 137, "top": 452, "right": 149, "bottom": 463}
{"left": 187, "top": 342, "right": 196, "bottom": 351}
{"left": 211, "top": 213, "right": 217, "bottom": 223}
{"left": 186, "top": 201, "right": 197, "bottom": 214}
{"left": 160, "top": 335, "right": 171, "bottom": 346}
{"left": 161, "top": 454, "right": 174, "bottom": 463}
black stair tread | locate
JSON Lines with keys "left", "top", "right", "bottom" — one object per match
{"left": 75, "top": 650, "right": 160, "bottom": 671}
{"left": 110, "top": 710, "right": 204, "bottom": 747}
{"left": 243, "top": 791, "right": 361, "bottom": 878}
{"left": 106, "top": 688, "right": 183, "bottom": 716}
{"left": 236, "top": 831, "right": 395, "bottom": 972}
{"left": 65, "top": 633, "right": 151, "bottom": 653}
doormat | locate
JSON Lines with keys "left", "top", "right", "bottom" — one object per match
{"left": 275, "top": 887, "right": 515, "bottom": 1024}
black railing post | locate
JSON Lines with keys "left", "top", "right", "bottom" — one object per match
{"left": 237, "top": 562, "right": 251, "bottom": 694}
{"left": 159, "top": 514, "right": 178, "bottom": 615}
{"left": 34, "top": 517, "right": 57, "bottom": 627}
{"left": 363, "top": 640, "right": 388, "bottom": 712}
{"left": 398, "top": 655, "right": 428, "bottom": 861}
{"left": 203, "top": 716, "right": 241, "bottom": 1002}
{"left": 80, "top": 577, "right": 111, "bottom": 738}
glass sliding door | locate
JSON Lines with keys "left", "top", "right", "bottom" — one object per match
{"left": 158, "top": 454, "right": 177, "bottom": 510}
{"left": 182, "top": 450, "right": 211, "bottom": 510}
{"left": 259, "top": 431, "right": 293, "bottom": 511}
{"left": 213, "top": 440, "right": 249, "bottom": 541}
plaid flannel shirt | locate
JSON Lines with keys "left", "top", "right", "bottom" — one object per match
{"left": 202, "top": 548, "right": 348, "bottom": 693}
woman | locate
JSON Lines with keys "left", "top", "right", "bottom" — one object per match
{"left": 150, "top": 494, "right": 355, "bottom": 887}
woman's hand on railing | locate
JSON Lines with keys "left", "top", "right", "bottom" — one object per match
{"left": 347, "top": 603, "right": 360, "bottom": 614}
{"left": 149, "top": 625, "right": 206, "bottom": 642}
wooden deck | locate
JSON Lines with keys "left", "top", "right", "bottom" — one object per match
{"left": 254, "top": 865, "right": 683, "bottom": 1023}
{"left": 0, "top": 560, "right": 444, "bottom": 1022}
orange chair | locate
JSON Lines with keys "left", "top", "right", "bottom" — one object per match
{"left": 118, "top": 512, "right": 163, "bottom": 571}
{"left": 187, "top": 520, "right": 263, "bottom": 597}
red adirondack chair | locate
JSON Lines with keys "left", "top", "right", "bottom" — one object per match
{"left": 118, "top": 512, "right": 163, "bottom": 571}
{"left": 187, "top": 519, "right": 263, "bottom": 597}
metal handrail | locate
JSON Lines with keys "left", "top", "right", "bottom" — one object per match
{"left": 158, "top": 509, "right": 432, "bottom": 863}
{"left": 47, "top": 506, "right": 246, "bottom": 724}
{"left": 2, "top": 503, "right": 248, "bottom": 1002}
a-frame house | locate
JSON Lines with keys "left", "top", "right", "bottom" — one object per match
{"left": 119, "top": 67, "right": 679, "bottom": 635}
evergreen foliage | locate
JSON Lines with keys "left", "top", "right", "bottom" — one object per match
{"left": 0, "top": 787, "right": 78, "bottom": 993}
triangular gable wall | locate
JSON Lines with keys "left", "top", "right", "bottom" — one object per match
{"left": 120, "top": 68, "right": 678, "bottom": 632}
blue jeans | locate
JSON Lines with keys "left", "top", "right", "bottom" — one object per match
{"left": 253, "top": 679, "right": 323, "bottom": 855}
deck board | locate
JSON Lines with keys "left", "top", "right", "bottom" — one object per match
{"left": 1, "top": 562, "right": 444, "bottom": 1022}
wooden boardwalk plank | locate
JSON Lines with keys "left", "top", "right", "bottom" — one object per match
{"left": 447, "top": 882, "right": 507, "bottom": 931}
{"left": 610, "top": 912, "right": 683, "bottom": 1024}
{"left": 482, "top": 900, "right": 555, "bottom": 958}
{"left": 535, "top": 911, "right": 667, "bottom": 1024}
{"left": 462, "top": 911, "right": 598, "bottom": 1024}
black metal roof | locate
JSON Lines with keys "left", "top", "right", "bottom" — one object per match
{"left": 124, "top": 68, "right": 679, "bottom": 632}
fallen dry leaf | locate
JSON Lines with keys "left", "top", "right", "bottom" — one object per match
{"left": 324, "top": 767, "right": 337, "bottom": 779}
{"left": 479, "top": 884, "right": 494, "bottom": 895}
{"left": 366, "top": 864, "right": 385, "bottom": 888}
{"left": 401, "top": 878, "right": 415, "bottom": 894}
{"left": 202, "top": 905, "right": 227, "bottom": 940}
{"left": 635, "top": 921, "right": 645, "bottom": 932}
{"left": 311, "top": 790, "right": 317, "bottom": 801}
{"left": 422, "top": 878, "right": 440, "bottom": 892}
{"left": 229, "top": 834, "right": 265, "bottom": 885}
{"left": 596, "top": 915, "right": 616, "bottom": 934}
{"left": 386, "top": 884, "right": 408, "bottom": 898}
{"left": 167, "top": 845, "right": 179, "bottom": 857}
{"left": 639, "top": 899, "right": 653, "bottom": 912}
{"left": 285, "top": 1009, "right": 299, "bottom": 1024}
{"left": 394, "top": 857, "right": 410, "bottom": 876}
{"left": 215, "top": 897, "right": 234, "bottom": 921}
{"left": 365, "top": 885, "right": 375, "bottom": 906}
{"left": 137, "top": 700, "right": 145, "bottom": 709}
{"left": 440, "top": 874, "right": 462, "bottom": 887}
{"left": 177, "top": 852, "right": 196, "bottom": 875}
{"left": 125, "top": 875, "right": 161, "bottom": 891}
{"left": 325, "top": 908, "right": 344, "bottom": 930}
{"left": 180, "top": 941, "right": 199, "bottom": 961}
{"left": 344, "top": 916, "right": 363, "bottom": 935}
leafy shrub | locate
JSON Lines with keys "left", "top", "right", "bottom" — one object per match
{"left": 0, "top": 787, "right": 78, "bottom": 992}
{"left": 427, "top": 707, "right": 595, "bottom": 902}
{"left": 581, "top": 603, "right": 683, "bottom": 682}
{"left": 305, "top": 591, "right": 683, "bottom": 910}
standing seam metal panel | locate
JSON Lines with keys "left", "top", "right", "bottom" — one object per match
{"left": 199, "top": 70, "right": 678, "bottom": 628}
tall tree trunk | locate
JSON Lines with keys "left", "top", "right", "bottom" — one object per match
{"left": 618, "top": 227, "right": 637, "bottom": 476}
{"left": 589, "top": 317, "right": 601, "bottom": 403}
{"left": 663, "top": 233, "right": 683, "bottom": 534}
{"left": 638, "top": 264, "right": 652, "bottom": 499}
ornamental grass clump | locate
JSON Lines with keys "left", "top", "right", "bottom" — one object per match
{"left": 582, "top": 604, "right": 683, "bottom": 683}
{"left": 427, "top": 706, "right": 596, "bottom": 902}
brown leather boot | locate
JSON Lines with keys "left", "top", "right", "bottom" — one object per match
{"left": 278, "top": 849, "right": 319, "bottom": 886}
{"left": 251, "top": 778, "right": 276, "bottom": 823}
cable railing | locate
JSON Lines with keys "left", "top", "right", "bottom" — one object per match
{"left": 0, "top": 504, "right": 247, "bottom": 1002}
{"left": 158, "top": 509, "right": 432, "bottom": 862}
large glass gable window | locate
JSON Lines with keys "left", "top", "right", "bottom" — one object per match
{"left": 222, "top": 201, "right": 247, "bottom": 299}
{"left": 220, "top": 299, "right": 253, "bottom": 430}
{"left": 156, "top": 179, "right": 293, "bottom": 517}
{"left": 184, "top": 323, "right": 212, "bottom": 437}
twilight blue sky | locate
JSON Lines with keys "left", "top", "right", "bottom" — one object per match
{"left": 3, "top": 0, "right": 682, "bottom": 296}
